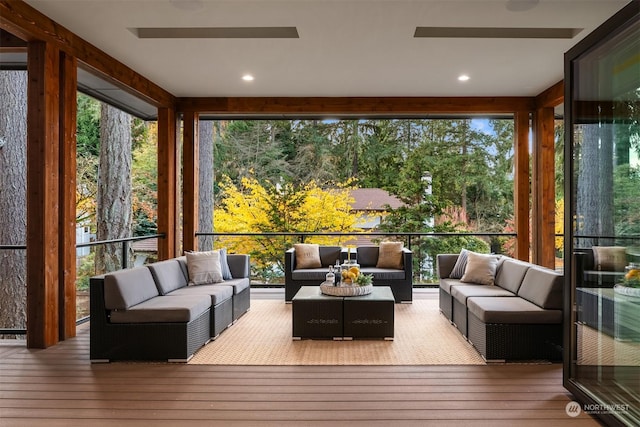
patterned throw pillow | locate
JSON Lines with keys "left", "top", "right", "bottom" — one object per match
{"left": 449, "top": 249, "right": 469, "bottom": 279}
{"left": 293, "top": 243, "right": 322, "bottom": 269}
{"left": 186, "top": 250, "right": 223, "bottom": 285}
{"left": 219, "top": 247, "right": 233, "bottom": 280}
{"left": 592, "top": 246, "right": 626, "bottom": 271}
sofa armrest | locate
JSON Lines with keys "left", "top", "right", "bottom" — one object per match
{"left": 227, "top": 254, "right": 250, "bottom": 279}
{"left": 402, "top": 248, "right": 413, "bottom": 274}
{"left": 437, "top": 254, "right": 459, "bottom": 279}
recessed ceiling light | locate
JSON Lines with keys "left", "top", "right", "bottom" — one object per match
{"left": 242, "top": 74, "right": 254, "bottom": 82}
{"left": 458, "top": 74, "right": 470, "bottom": 82}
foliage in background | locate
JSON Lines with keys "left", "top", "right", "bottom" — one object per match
{"left": 213, "top": 175, "right": 363, "bottom": 281}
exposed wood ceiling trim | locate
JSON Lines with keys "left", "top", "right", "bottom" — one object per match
{"left": 177, "top": 97, "right": 536, "bottom": 116}
{"left": 0, "top": 0, "right": 176, "bottom": 109}
{"left": 536, "top": 80, "right": 564, "bottom": 108}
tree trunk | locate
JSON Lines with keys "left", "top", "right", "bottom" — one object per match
{"left": 95, "top": 103, "right": 132, "bottom": 273}
{"left": 576, "top": 124, "right": 615, "bottom": 247}
{"left": 199, "top": 120, "right": 214, "bottom": 251}
{"left": 0, "top": 71, "right": 28, "bottom": 333}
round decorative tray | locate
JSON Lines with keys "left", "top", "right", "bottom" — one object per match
{"left": 320, "top": 283, "right": 373, "bottom": 297}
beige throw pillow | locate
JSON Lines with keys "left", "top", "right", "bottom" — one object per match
{"left": 460, "top": 251, "right": 499, "bottom": 286}
{"left": 592, "top": 246, "right": 626, "bottom": 271}
{"left": 186, "top": 250, "right": 223, "bottom": 285}
{"left": 293, "top": 243, "right": 322, "bottom": 269}
{"left": 376, "top": 241, "right": 404, "bottom": 269}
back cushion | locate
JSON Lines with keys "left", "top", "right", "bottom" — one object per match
{"left": 517, "top": 266, "right": 563, "bottom": 309}
{"left": 147, "top": 259, "right": 188, "bottom": 295}
{"left": 319, "top": 246, "right": 342, "bottom": 267}
{"left": 104, "top": 267, "right": 159, "bottom": 310}
{"left": 495, "top": 258, "right": 530, "bottom": 293}
{"left": 356, "top": 246, "right": 379, "bottom": 267}
{"left": 176, "top": 256, "right": 190, "bottom": 279}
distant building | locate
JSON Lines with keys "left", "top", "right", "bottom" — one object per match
{"left": 347, "top": 188, "right": 404, "bottom": 247}
{"left": 349, "top": 188, "right": 404, "bottom": 229}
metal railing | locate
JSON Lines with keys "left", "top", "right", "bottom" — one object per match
{"left": 0, "top": 234, "right": 164, "bottom": 336}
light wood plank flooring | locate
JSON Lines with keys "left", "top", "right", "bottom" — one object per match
{"left": 0, "top": 289, "right": 603, "bottom": 426}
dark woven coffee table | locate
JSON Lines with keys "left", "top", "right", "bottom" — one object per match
{"left": 292, "top": 286, "right": 394, "bottom": 340}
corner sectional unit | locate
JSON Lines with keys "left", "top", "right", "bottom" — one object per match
{"left": 437, "top": 254, "right": 563, "bottom": 362}
{"left": 90, "top": 254, "right": 250, "bottom": 362}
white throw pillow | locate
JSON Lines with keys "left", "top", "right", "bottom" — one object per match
{"left": 186, "top": 250, "right": 223, "bottom": 285}
{"left": 460, "top": 251, "right": 499, "bottom": 286}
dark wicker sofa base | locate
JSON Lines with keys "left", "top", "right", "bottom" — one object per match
{"left": 439, "top": 287, "right": 453, "bottom": 322}
{"left": 233, "top": 287, "right": 251, "bottom": 321}
{"left": 467, "top": 311, "right": 562, "bottom": 362}
{"left": 90, "top": 279, "right": 211, "bottom": 362}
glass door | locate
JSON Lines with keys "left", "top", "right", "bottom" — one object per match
{"left": 565, "top": 3, "right": 640, "bottom": 426}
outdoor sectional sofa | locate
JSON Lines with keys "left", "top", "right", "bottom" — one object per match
{"left": 90, "top": 254, "right": 250, "bottom": 362}
{"left": 437, "top": 253, "right": 563, "bottom": 361}
{"left": 285, "top": 245, "right": 413, "bottom": 303}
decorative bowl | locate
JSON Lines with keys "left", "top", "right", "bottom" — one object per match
{"left": 320, "top": 283, "right": 373, "bottom": 297}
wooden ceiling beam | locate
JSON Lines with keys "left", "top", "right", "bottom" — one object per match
{"left": 0, "top": 0, "right": 175, "bottom": 109}
{"left": 177, "top": 96, "right": 536, "bottom": 116}
{"left": 536, "top": 80, "right": 564, "bottom": 108}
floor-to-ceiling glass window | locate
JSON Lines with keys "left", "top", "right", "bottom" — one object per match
{"left": 565, "top": 3, "right": 639, "bottom": 426}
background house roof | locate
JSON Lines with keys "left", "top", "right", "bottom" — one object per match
{"left": 349, "top": 188, "right": 404, "bottom": 211}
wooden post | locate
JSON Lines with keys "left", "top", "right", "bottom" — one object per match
{"left": 26, "top": 41, "right": 60, "bottom": 348}
{"left": 514, "top": 111, "right": 530, "bottom": 261}
{"left": 59, "top": 51, "right": 77, "bottom": 340}
{"left": 532, "top": 106, "right": 556, "bottom": 268}
{"left": 182, "top": 112, "right": 199, "bottom": 252}
{"left": 157, "top": 107, "right": 179, "bottom": 260}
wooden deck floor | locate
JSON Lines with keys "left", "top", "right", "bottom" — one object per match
{"left": 0, "top": 290, "right": 603, "bottom": 426}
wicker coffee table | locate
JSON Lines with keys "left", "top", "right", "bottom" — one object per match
{"left": 292, "top": 286, "right": 394, "bottom": 340}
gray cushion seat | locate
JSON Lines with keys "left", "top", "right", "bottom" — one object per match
{"left": 467, "top": 296, "right": 562, "bottom": 324}
{"left": 292, "top": 268, "right": 330, "bottom": 281}
{"left": 105, "top": 264, "right": 212, "bottom": 324}
{"left": 151, "top": 257, "right": 237, "bottom": 334}
{"left": 358, "top": 267, "right": 405, "bottom": 280}
{"left": 169, "top": 283, "right": 234, "bottom": 304}
{"left": 438, "top": 277, "right": 462, "bottom": 294}
{"left": 451, "top": 285, "right": 515, "bottom": 301}
{"left": 110, "top": 294, "right": 211, "bottom": 323}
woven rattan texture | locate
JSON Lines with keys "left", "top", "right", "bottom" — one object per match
{"left": 189, "top": 299, "right": 485, "bottom": 365}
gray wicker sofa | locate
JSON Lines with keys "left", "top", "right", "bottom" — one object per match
{"left": 437, "top": 253, "right": 563, "bottom": 361}
{"left": 90, "top": 254, "right": 250, "bottom": 362}
{"left": 285, "top": 245, "right": 413, "bottom": 302}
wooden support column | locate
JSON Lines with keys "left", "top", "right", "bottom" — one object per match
{"left": 182, "top": 112, "right": 199, "bottom": 252}
{"left": 514, "top": 111, "right": 530, "bottom": 261}
{"left": 59, "top": 52, "right": 77, "bottom": 340}
{"left": 26, "top": 41, "right": 60, "bottom": 348}
{"left": 532, "top": 106, "right": 556, "bottom": 268}
{"left": 157, "top": 107, "right": 179, "bottom": 260}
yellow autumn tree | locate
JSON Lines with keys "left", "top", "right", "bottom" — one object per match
{"left": 214, "top": 175, "right": 363, "bottom": 281}
{"left": 555, "top": 198, "right": 564, "bottom": 252}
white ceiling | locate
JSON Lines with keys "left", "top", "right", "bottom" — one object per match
{"left": 23, "top": 0, "right": 631, "bottom": 99}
